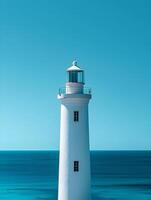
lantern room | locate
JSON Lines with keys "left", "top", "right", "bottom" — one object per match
{"left": 67, "top": 61, "right": 84, "bottom": 84}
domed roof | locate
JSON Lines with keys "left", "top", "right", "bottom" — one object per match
{"left": 67, "top": 60, "right": 83, "bottom": 72}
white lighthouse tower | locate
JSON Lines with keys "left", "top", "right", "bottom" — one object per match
{"left": 57, "top": 61, "right": 91, "bottom": 200}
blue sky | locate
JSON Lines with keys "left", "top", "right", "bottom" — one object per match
{"left": 0, "top": 0, "right": 151, "bottom": 150}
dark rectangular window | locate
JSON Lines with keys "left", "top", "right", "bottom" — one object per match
{"left": 74, "top": 161, "right": 79, "bottom": 172}
{"left": 74, "top": 111, "right": 79, "bottom": 122}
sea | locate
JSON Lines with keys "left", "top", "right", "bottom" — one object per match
{"left": 0, "top": 151, "right": 151, "bottom": 200}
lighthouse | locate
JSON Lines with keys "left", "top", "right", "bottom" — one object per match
{"left": 57, "top": 61, "right": 91, "bottom": 200}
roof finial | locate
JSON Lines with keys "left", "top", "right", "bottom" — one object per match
{"left": 72, "top": 60, "right": 77, "bottom": 66}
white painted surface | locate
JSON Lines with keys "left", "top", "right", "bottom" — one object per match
{"left": 58, "top": 64, "right": 91, "bottom": 200}
{"left": 67, "top": 65, "right": 82, "bottom": 71}
{"left": 67, "top": 60, "right": 83, "bottom": 71}
{"left": 66, "top": 82, "right": 83, "bottom": 94}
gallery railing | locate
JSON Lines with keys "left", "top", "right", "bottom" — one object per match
{"left": 58, "top": 87, "right": 91, "bottom": 96}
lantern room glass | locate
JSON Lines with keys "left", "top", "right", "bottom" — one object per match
{"left": 67, "top": 71, "right": 84, "bottom": 83}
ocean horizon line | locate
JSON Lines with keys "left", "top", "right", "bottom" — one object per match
{"left": 0, "top": 149, "right": 151, "bottom": 152}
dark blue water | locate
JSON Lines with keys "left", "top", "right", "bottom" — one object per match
{"left": 0, "top": 151, "right": 151, "bottom": 200}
